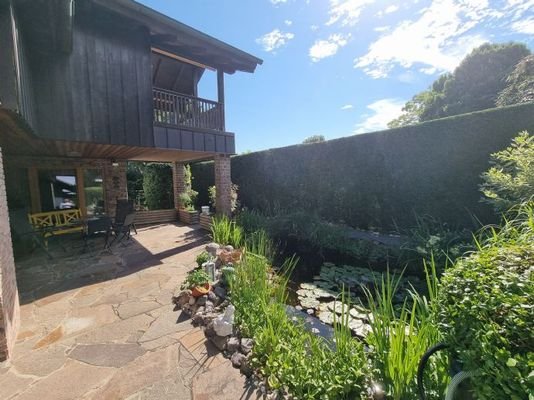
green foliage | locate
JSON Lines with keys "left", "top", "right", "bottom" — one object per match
{"left": 142, "top": 163, "right": 173, "bottom": 210}
{"left": 363, "top": 262, "right": 448, "bottom": 399}
{"left": 230, "top": 250, "right": 368, "bottom": 399}
{"left": 437, "top": 203, "right": 534, "bottom": 399}
{"left": 210, "top": 215, "right": 243, "bottom": 248}
{"left": 180, "top": 269, "right": 210, "bottom": 290}
{"left": 195, "top": 251, "right": 211, "bottom": 268}
{"left": 496, "top": 55, "right": 534, "bottom": 107}
{"left": 178, "top": 164, "right": 198, "bottom": 210}
{"left": 389, "top": 42, "right": 531, "bottom": 127}
{"left": 400, "top": 214, "right": 474, "bottom": 272}
{"left": 208, "top": 184, "right": 239, "bottom": 213}
{"left": 302, "top": 135, "right": 326, "bottom": 144}
{"left": 480, "top": 131, "right": 534, "bottom": 214}
{"left": 220, "top": 266, "right": 235, "bottom": 287}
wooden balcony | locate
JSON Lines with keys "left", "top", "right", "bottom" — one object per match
{"left": 152, "top": 87, "right": 234, "bottom": 155}
{"left": 153, "top": 87, "right": 224, "bottom": 132}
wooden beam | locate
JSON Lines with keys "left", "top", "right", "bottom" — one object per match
{"left": 28, "top": 167, "right": 41, "bottom": 213}
{"left": 151, "top": 47, "right": 215, "bottom": 71}
{"left": 217, "top": 69, "right": 225, "bottom": 131}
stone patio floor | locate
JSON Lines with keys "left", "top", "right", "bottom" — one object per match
{"left": 0, "top": 223, "right": 261, "bottom": 400}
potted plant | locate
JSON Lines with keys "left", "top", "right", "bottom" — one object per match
{"left": 181, "top": 269, "right": 211, "bottom": 297}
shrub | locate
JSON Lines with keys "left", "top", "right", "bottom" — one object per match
{"left": 480, "top": 131, "right": 534, "bottom": 214}
{"left": 142, "top": 163, "right": 173, "bottom": 210}
{"left": 437, "top": 203, "right": 534, "bottom": 399}
{"left": 208, "top": 184, "right": 239, "bottom": 213}
{"left": 210, "top": 215, "right": 243, "bottom": 248}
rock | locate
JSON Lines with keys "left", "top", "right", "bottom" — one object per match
{"left": 226, "top": 337, "right": 240, "bottom": 353}
{"left": 223, "top": 245, "right": 234, "bottom": 252}
{"left": 172, "top": 290, "right": 191, "bottom": 309}
{"left": 213, "top": 305, "right": 234, "bottom": 337}
{"left": 295, "top": 305, "right": 302, "bottom": 311}
{"left": 306, "top": 309, "right": 314, "bottom": 315}
{"left": 213, "top": 286, "right": 227, "bottom": 300}
{"left": 204, "top": 322, "right": 216, "bottom": 338}
{"left": 205, "top": 300, "right": 214, "bottom": 313}
{"left": 196, "top": 295, "right": 207, "bottom": 306}
{"left": 206, "top": 243, "right": 220, "bottom": 257}
{"left": 230, "top": 352, "right": 246, "bottom": 368}
{"left": 240, "top": 338, "right": 253, "bottom": 355}
{"left": 188, "top": 296, "right": 196, "bottom": 306}
{"left": 207, "top": 291, "right": 219, "bottom": 304}
{"left": 209, "top": 335, "right": 227, "bottom": 351}
{"left": 240, "top": 359, "right": 253, "bottom": 377}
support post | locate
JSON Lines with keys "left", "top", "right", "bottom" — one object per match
{"left": 0, "top": 147, "right": 20, "bottom": 362}
{"left": 214, "top": 154, "right": 231, "bottom": 216}
{"left": 217, "top": 69, "right": 225, "bottom": 131}
{"left": 102, "top": 160, "right": 127, "bottom": 218}
{"left": 172, "top": 161, "right": 187, "bottom": 210}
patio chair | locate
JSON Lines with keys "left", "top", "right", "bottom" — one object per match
{"left": 114, "top": 199, "right": 137, "bottom": 234}
{"left": 82, "top": 216, "right": 112, "bottom": 253}
{"left": 106, "top": 212, "right": 136, "bottom": 249}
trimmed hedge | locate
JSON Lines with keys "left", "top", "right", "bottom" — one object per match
{"left": 192, "top": 103, "right": 534, "bottom": 230}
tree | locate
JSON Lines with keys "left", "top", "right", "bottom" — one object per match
{"left": 496, "top": 55, "right": 534, "bottom": 106}
{"left": 388, "top": 43, "right": 531, "bottom": 128}
{"left": 302, "top": 135, "right": 325, "bottom": 144}
{"left": 142, "top": 163, "right": 173, "bottom": 210}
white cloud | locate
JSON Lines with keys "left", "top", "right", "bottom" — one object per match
{"left": 354, "top": 98, "right": 405, "bottom": 133}
{"left": 355, "top": 0, "right": 493, "bottom": 78}
{"left": 284, "top": 19, "right": 293, "bottom": 26}
{"left": 256, "top": 29, "right": 295, "bottom": 52}
{"left": 309, "top": 33, "right": 351, "bottom": 62}
{"left": 326, "top": 0, "right": 375, "bottom": 26}
{"left": 374, "top": 25, "right": 390, "bottom": 32}
{"left": 384, "top": 4, "right": 399, "bottom": 14}
{"left": 341, "top": 104, "right": 353, "bottom": 110}
{"left": 310, "top": 24, "right": 319, "bottom": 31}
{"left": 270, "top": 0, "right": 289, "bottom": 4}
{"left": 511, "top": 17, "right": 534, "bottom": 34}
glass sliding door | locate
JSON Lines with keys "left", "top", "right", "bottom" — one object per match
{"left": 38, "top": 170, "right": 78, "bottom": 212}
{"left": 84, "top": 169, "right": 105, "bottom": 217}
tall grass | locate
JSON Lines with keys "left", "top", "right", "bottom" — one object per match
{"left": 230, "top": 231, "right": 369, "bottom": 399}
{"left": 363, "top": 259, "right": 448, "bottom": 400}
{"left": 210, "top": 215, "right": 243, "bottom": 248}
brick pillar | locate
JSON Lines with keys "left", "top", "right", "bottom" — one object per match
{"left": 0, "top": 147, "right": 20, "bottom": 362}
{"left": 214, "top": 154, "right": 232, "bottom": 216}
{"left": 172, "top": 162, "right": 187, "bottom": 209}
{"left": 103, "top": 160, "right": 127, "bottom": 218}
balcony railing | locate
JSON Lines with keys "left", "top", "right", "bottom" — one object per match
{"left": 153, "top": 87, "right": 224, "bottom": 132}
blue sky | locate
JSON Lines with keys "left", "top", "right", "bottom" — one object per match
{"left": 140, "top": 0, "right": 534, "bottom": 152}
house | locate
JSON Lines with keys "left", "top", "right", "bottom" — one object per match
{"left": 0, "top": 0, "right": 262, "bottom": 361}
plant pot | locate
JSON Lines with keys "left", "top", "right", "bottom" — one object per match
{"left": 179, "top": 208, "right": 200, "bottom": 224}
{"left": 191, "top": 283, "right": 211, "bottom": 297}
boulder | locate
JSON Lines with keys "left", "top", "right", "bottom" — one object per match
{"left": 213, "top": 286, "right": 227, "bottom": 300}
{"left": 213, "top": 305, "right": 234, "bottom": 337}
{"left": 206, "top": 243, "right": 220, "bottom": 257}
{"left": 172, "top": 290, "right": 192, "bottom": 309}
{"left": 209, "top": 335, "right": 227, "bottom": 351}
{"left": 196, "top": 295, "right": 207, "bottom": 306}
{"left": 240, "top": 358, "right": 254, "bottom": 377}
{"left": 240, "top": 338, "right": 253, "bottom": 355}
{"left": 226, "top": 337, "right": 240, "bottom": 353}
{"left": 230, "top": 352, "right": 246, "bottom": 368}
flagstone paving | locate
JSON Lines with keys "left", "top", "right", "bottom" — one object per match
{"left": 0, "top": 223, "right": 261, "bottom": 400}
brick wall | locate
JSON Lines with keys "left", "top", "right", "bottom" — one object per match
{"left": 102, "top": 160, "right": 128, "bottom": 218}
{"left": 214, "top": 155, "right": 231, "bottom": 216}
{"left": 0, "top": 147, "right": 20, "bottom": 361}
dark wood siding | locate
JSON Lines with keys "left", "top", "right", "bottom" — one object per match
{"left": 30, "top": 7, "right": 154, "bottom": 147}
{"left": 153, "top": 124, "right": 235, "bottom": 154}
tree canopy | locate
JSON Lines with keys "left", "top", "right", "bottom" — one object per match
{"left": 388, "top": 42, "right": 532, "bottom": 128}
{"left": 302, "top": 135, "right": 326, "bottom": 144}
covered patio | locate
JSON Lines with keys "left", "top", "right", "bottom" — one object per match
{"left": 0, "top": 223, "right": 259, "bottom": 400}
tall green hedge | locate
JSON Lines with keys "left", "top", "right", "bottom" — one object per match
{"left": 192, "top": 103, "right": 534, "bottom": 230}
{"left": 142, "top": 163, "right": 173, "bottom": 210}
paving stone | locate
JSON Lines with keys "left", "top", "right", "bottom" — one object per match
{"left": 138, "top": 310, "right": 193, "bottom": 342}
{"left": 117, "top": 300, "right": 162, "bottom": 319}
{"left": 192, "top": 359, "right": 263, "bottom": 400}
{"left": 0, "top": 370, "right": 35, "bottom": 399}
{"left": 34, "top": 325, "right": 65, "bottom": 349}
{"left": 12, "top": 344, "right": 67, "bottom": 377}
{"left": 68, "top": 343, "right": 146, "bottom": 367}
{"left": 75, "top": 313, "right": 154, "bottom": 344}
{"left": 15, "top": 359, "right": 113, "bottom": 400}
